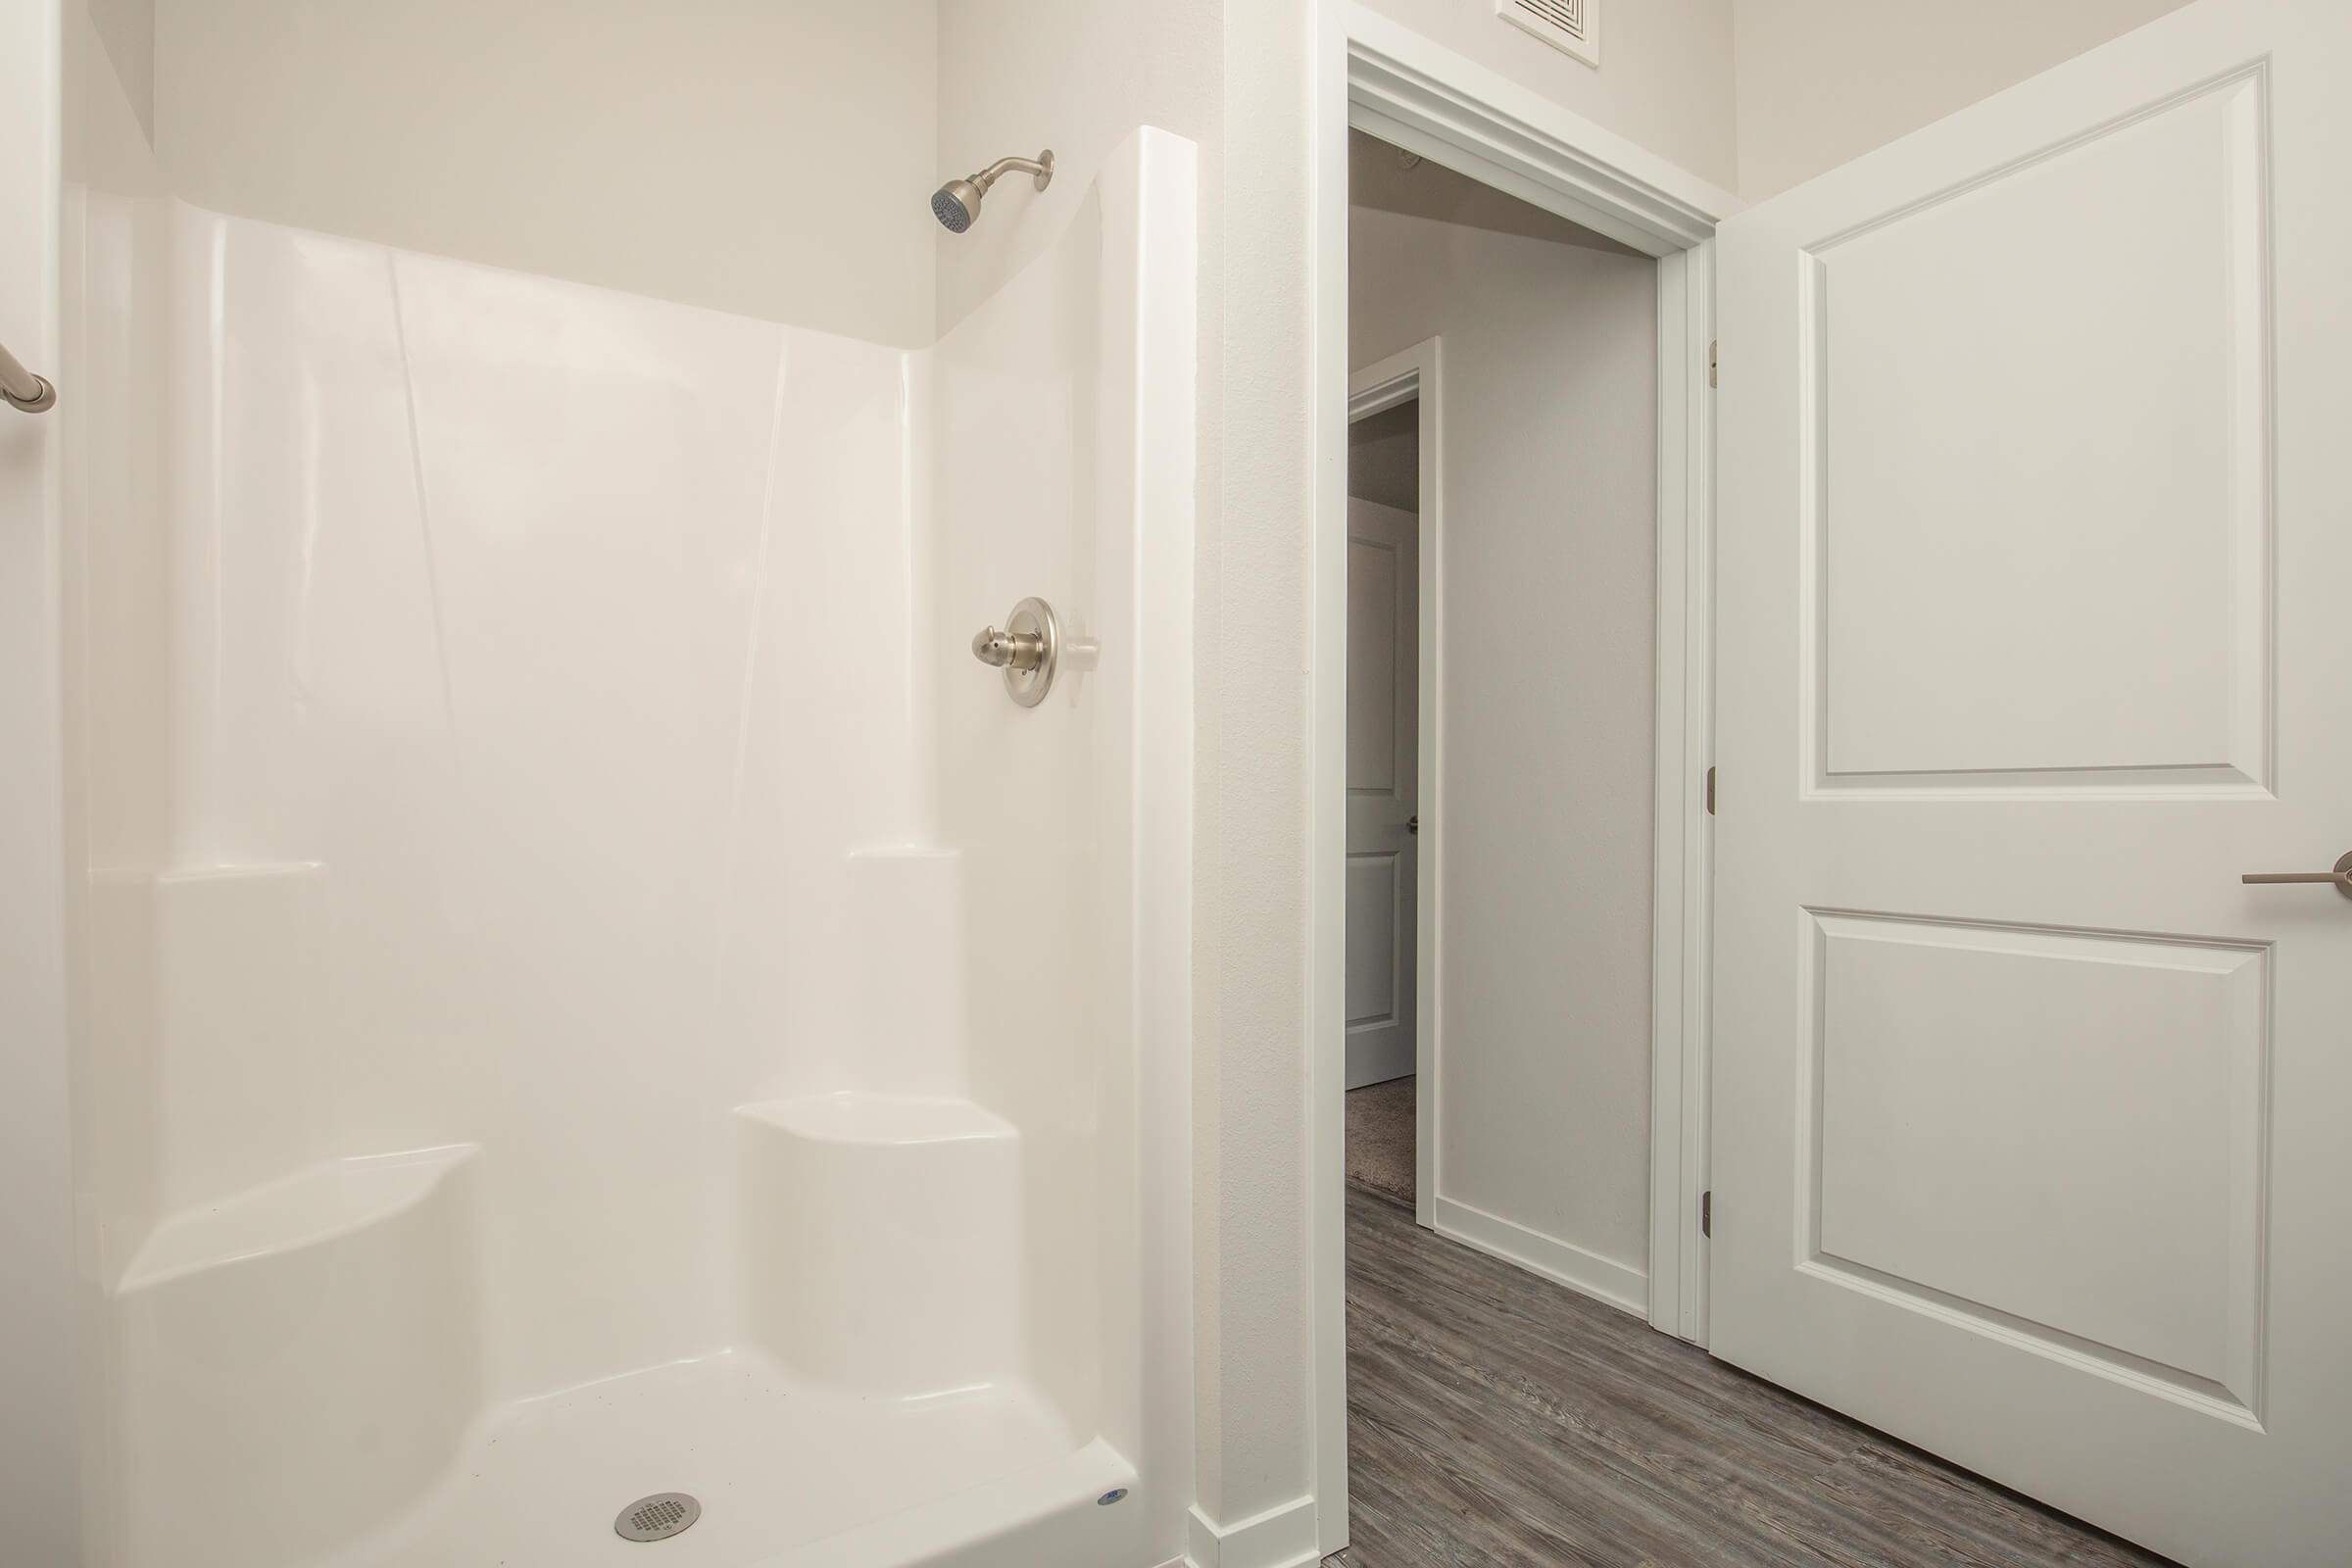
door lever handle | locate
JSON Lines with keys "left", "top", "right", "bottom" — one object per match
{"left": 2242, "top": 851, "right": 2352, "bottom": 901}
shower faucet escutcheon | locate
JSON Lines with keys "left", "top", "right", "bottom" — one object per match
{"left": 971, "top": 597, "right": 1060, "bottom": 708}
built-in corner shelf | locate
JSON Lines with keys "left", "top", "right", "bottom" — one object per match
{"left": 119, "top": 1144, "right": 478, "bottom": 1294}
{"left": 736, "top": 1094, "right": 1023, "bottom": 1395}
{"left": 110, "top": 1141, "right": 484, "bottom": 1564}
{"left": 735, "top": 1092, "right": 1016, "bottom": 1147}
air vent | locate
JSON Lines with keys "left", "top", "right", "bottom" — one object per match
{"left": 1496, "top": 0, "right": 1599, "bottom": 68}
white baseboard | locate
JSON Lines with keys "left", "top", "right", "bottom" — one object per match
{"left": 1433, "top": 1195, "right": 1648, "bottom": 1318}
{"left": 1186, "top": 1494, "right": 1320, "bottom": 1568}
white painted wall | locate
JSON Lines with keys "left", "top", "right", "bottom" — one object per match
{"left": 3, "top": 8, "right": 79, "bottom": 1567}
{"left": 1357, "top": 0, "right": 1739, "bottom": 191}
{"left": 1364, "top": 0, "right": 2182, "bottom": 201}
{"left": 60, "top": 20, "right": 172, "bottom": 1554}
{"left": 64, "top": 5, "right": 169, "bottom": 882}
{"left": 151, "top": 0, "right": 941, "bottom": 344}
{"left": 1730, "top": 0, "right": 2194, "bottom": 198}
{"left": 928, "top": 9, "right": 1330, "bottom": 1554}
{"left": 1348, "top": 401, "right": 1416, "bottom": 513}
{"left": 84, "top": 0, "right": 149, "bottom": 139}
{"left": 1348, "top": 0, "right": 2195, "bottom": 201}
{"left": 932, "top": 0, "right": 1218, "bottom": 335}
{"left": 1350, "top": 202, "right": 1657, "bottom": 1290}
{"left": 1202, "top": 4, "right": 1328, "bottom": 1552}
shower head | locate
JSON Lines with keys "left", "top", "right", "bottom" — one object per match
{"left": 931, "top": 177, "right": 984, "bottom": 234}
{"left": 931, "top": 149, "right": 1054, "bottom": 233}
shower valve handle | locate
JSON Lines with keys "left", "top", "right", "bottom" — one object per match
{"left": 972, "top": 598, "right": 1060, "bottom": 709}
{"left": 972, "top": 625, "right": 1049, "bottom": 672}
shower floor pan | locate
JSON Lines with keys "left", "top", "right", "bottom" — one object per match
{"left": 327, "top": 1348, "right": 1122, "bottom": 1568}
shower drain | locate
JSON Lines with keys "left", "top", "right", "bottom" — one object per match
{"left": 615, "top": 1493, "right": 701, "bottom": 1543}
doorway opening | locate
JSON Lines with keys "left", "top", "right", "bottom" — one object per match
{"left": 1335, "top": 121, "right": 1692, "bottom": 1556}
{"left": 1340, "top": 332, "right": 1431, "bottom": 1221}
{"left": 1310, "top": 27, "right": 1726, "bottom": 1553}
{"left": 1343, "top": 129, "right": 1660, "bottom": 1302}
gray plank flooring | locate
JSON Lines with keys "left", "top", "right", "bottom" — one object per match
{"left": 1327, "top": 1183, "right": 2177, "bottom": 1568}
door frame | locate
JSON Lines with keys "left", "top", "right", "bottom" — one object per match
{"left": 1347, "top": 338, "right": 1441, "bottom": 1225}
{"left": 1309, "top": 5, "right": 1740, "bottom": 1553}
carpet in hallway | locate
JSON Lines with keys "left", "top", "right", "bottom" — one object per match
{"left": 1345, "top": 1076, "right": 1415, "bottom": 1205}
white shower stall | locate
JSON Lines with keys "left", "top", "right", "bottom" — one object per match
{"left": 53, "top": 13, "right": 1195, "bottom": 1565}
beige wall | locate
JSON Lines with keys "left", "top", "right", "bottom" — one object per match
{"left": 1731, "top": 0, "right": 2194, "bottom": 197}
{"left": 8, "top": 6, "right": 75, "bottom": 1564}
{"left": 1348, "top": 402, "right": 1416, "bottom": 513}
{"left": 1359, "top": 0, "right": 1739, "bottom": 191}
{"left": 1350, "top": 201, "right": 1657, "bottom": 1287}
{"left": 932, "top": 0, "right": 1219, "bottom": 334}
{"left": 152, "top": 0, "right": 941, "bottom": 345}
{"left": 85, "top": 0, "right": 151, "bottom": 139}
{"left": 1207, "top": 0, "right": 1323, "bottom": 1540}
{"left": 1351, "top": 0, "right": 2194, "bottom": 200}
{"left": 932, "top": 0, "right": 1322, "bottom": 1544}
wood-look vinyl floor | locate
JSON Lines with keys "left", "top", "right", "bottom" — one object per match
{"left": 1327, "top": 1183, "right": 2177, "bottom": 1568}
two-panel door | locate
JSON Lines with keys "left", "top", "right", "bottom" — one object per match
{"left": 1714, "top": 2, "right": 2352, "bottom": 1562}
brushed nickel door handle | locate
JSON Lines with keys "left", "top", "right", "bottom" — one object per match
{"left": 2242, "top": 851, "right": 2352, "bottom": 901}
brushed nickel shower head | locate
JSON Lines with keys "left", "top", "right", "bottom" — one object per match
{"left": 931, "top": 149, "right": 1054, "bottom": 233}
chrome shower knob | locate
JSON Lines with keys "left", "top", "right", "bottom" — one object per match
{"left": 971, "top": 597, "right": 1059, "bottom": 708}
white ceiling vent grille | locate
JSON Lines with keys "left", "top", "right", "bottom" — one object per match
{"left": 1496, "top": 0, "right": 1599, "bottom": 68}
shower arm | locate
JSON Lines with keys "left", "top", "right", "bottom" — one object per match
{"left": 969, "top": 154, "right": 1054, "bottom": 194}
{"left": 0, "top": 334, "right": 54, "bottom": 413}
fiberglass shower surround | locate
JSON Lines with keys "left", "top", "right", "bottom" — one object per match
{"left": 74, "top": 132, "right": 1196, "bottom": 1568}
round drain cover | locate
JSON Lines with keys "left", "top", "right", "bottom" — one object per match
{"left": 615, "top": 1492, "right": 701, "bottom": 1543}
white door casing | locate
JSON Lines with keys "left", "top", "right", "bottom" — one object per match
{"left": 1346, "top": 497, "right": 1418, "bottom": 1090}
{"left": 1714, "top": 3, "right": 2352, "bottom": 1563}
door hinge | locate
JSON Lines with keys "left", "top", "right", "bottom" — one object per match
{"left": 1708, "top": 339, "right": 1718, "bottom": 388}
{"left": 1701, "top": 1190, "right": 1712, "bottom": 1238}
{"left": 1705, "top": 765, "right": 1716, "bottom": 815}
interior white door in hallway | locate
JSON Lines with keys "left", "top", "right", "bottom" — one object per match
{"left": 1346, "top": 498, "right": 1418, "bottom": 1089}
{"left": 1713, "top": 2, "right": 2352, "bottom": 1562}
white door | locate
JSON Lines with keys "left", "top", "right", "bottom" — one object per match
{"left": 1346, "top": 498, "right": 1418, "bottom": 1089}
{"left": 1714, "top": 2, "right": 2352, "bottom": 1562}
